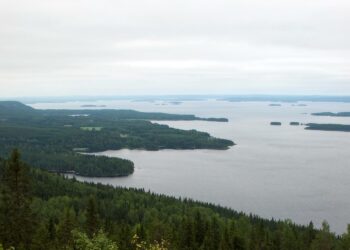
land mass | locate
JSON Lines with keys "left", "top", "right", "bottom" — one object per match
{"left": 312, "top": 112, "right": 350, "bottom": 117}
{"left": 0, "top": 101, "right": 234, "bottom": 177}
{"left": 222, "top": 95, "right": 350, "bottom": 103}
{"left": 81, "top": 104, "right": 107, "bottom": 108}
{"left": 270, "top": 122, "right": 282, "bottom": 126}
{"left": 305, "top": 123, "right": 350, "bottom": 132}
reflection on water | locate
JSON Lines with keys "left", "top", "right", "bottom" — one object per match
{"left": 33, "top": 100, "right": 350, "bottom": 233}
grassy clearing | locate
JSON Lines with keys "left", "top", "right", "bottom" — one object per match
{"left": 80, "top": 126, "right": 103, "bottom": 131}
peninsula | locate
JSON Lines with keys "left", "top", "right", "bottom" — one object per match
{"left": 0, "top": 101, "right": 234, "bottom": 177}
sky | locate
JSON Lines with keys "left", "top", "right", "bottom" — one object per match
{"left": 0, "top": 0, "right": 349, "bottom": 97}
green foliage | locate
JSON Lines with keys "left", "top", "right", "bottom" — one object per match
{"left": 1, "top": 151, "right": 348, "bottom": 249}
{"left": 312, "top": 112, "right": 350, "bottom": 117}
{"left": 0, "top": 150, "right": 34, "bottom": 249}
{"left": 310, "top": 221, "right": 335, "bottom": 250}
{"left": 305, "top": 123, "right": 350, "bottom": 132}
{"left": 72, "top": 230, "right": 118, "bottom": 250}
{"left": 86, "top": 196, "right": 99, "bottom": 238}
{"left": 56, "top": 208, "right": 76, "bottom": 249}
{"left": 0, "top": 101, "right": 233, "bottom": 177}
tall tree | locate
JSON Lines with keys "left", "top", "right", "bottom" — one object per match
{"left": 0, "top": 149, "right": 34, "bottom": 249}
{"left": 280, "top": 222, "right": 298, "bottom": 250}
{"left": 56, "top": 208, "right": 76, "bottom": 249}
{"left": 86, "top": 196, "right": 99, "bottom": 238}
{"left": 311, "top": 221, "right": 335, "bottom": 250}
{"left": 340, "top": 224, "right": 350, "bottom": 250}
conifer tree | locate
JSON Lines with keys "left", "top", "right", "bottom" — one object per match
{"left": 86, "top": 196, "right": 99, "bottom": 238}
{"left": 0, "top": 149, "right": 34, "bottom": 249}
{"left": 57, "top": 208, "right": 76, "bottom": 249}
{"left": 310, "top": 221, "right": 335, "bottom": 250}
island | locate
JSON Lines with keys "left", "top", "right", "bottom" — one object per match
{"left": 222, "top": 95, "right": 350, "bottom": 103}
{"left": 270, "top": 122, "right": 282, "bottom": 126}
{"left": 312, "top": 112, "right": 350, "bottom": 117}
{"left": 269, "top": 103, "right": 282, "bottom": 107}
{"left": 0, "top": 101, "right": 234, "bottom": 177}
{"left": 290, "top": 122, "right": 300, "bottom": 126}
{"left": 81, "top": 104, "right": 107, "bottom": 108}
{"left": 169, "top": 101, "right": 182, "bottom": 105}
{"left": 305, "top": 123, "right": 350, "bottom": 132}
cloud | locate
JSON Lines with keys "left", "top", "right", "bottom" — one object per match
{"left": 0, "top": 0, "right": 349, "bottom": 96}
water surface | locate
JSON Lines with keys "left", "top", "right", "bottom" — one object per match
{"left": 32, "top": 100, "right": 350, "bottom": 233}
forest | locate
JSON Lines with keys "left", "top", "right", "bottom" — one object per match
{"left": 1, "top": 150, "right": 350, "bottom": 250}
{"left": 0, "top": 101, "right": 234, "bottom": 177}
{"left": 305, "top": 123, "right": 350, "bottom": 132}
{"left": 312, "top": 112, "right": 350, "bottom": 117}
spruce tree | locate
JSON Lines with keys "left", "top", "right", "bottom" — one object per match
{"left": 0, "top": 149, "right": 34, "bottom": 249}
{"left": 310, "top": 221, "right": 335, "bottom": 250}
{"left": 85, "top": 196, "right": 99, "bottom": 238}
{"left": 57, "top": 208, "right": 76, "bottom": 249}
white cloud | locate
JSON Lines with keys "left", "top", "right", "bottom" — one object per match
{"left": 0, "top": 0, "right": 349, "bottom": 96}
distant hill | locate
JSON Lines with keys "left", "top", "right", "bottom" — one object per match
{"left": 0, "top": 101, "right": 37, "bottom": 118}
{"left": 0, "top": 101, "right": 34, "bottom": 110}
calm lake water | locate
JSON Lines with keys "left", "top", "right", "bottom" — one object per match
{"left": 32, "top": 100, "right": 350, "bottom": 233}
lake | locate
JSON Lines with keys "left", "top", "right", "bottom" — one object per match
{"left": 31, "top": 99, "right": 350, "bottom": 233}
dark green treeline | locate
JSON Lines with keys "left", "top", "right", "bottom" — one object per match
{"left": 1, "top": 150, "right": 350, "bottom": 250}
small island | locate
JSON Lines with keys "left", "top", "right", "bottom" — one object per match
{"left": 312, "top": 112, "right": 350, "bottom": 117}
{"left": 269, "top": 103, "right": 282, "bottom": 107}
{"left": 292, "top": 103, "right": 307, "bottom": 107}
{"left": 81, "top": 104, "right": 107, "bottom": 108}
{"left": 169, "top": 101, "right": 182, "bottom": 105}
{"left": 270, "top": 122, "right": 282, "bottom": 126}
{"left": 305, "top": 123, "right": 350, "bottom": 132}
{"left": 290, "top": 122, "right": 300, "bottom": 126}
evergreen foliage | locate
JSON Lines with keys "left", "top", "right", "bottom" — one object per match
{"left": 1, "top": 150, "right": 350, "bottom": 249}
{"left": 0, "top": 101, "right": 234, "bottom": 177}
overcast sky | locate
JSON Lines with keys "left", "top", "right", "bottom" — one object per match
{"left": 0, "top": 0, "right": 349, "bottom": 97}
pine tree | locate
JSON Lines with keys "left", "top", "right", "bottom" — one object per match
{"left": 0, "top": 149, "right": 34, "bottom": 249}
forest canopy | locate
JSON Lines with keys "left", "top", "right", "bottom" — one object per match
{"left": 0, "top": 101, "right": 234, "bottom": 177}
{"left": 1, "top": 150, "right": 349, "bottom": 250}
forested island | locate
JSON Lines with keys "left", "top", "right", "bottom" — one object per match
{"left": 1, "top": 150, "right": 349, "bottom": 250}
{"left": 81, "top": 104, "right": 107, "bottom": 108}
{"left": 305, "top": 123, "right": 350, "bottom": 132}
{"left": 0, "top": 101, "right": 233, "bottom": 177}
{"left": 312, "top": 112, "right": 350, "bottom": 117}
{"left": 222, "top": 95, "right": 350, "bottom": 103}
{"left": 270, "top": 122, "right": 282, "bottom": 126}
